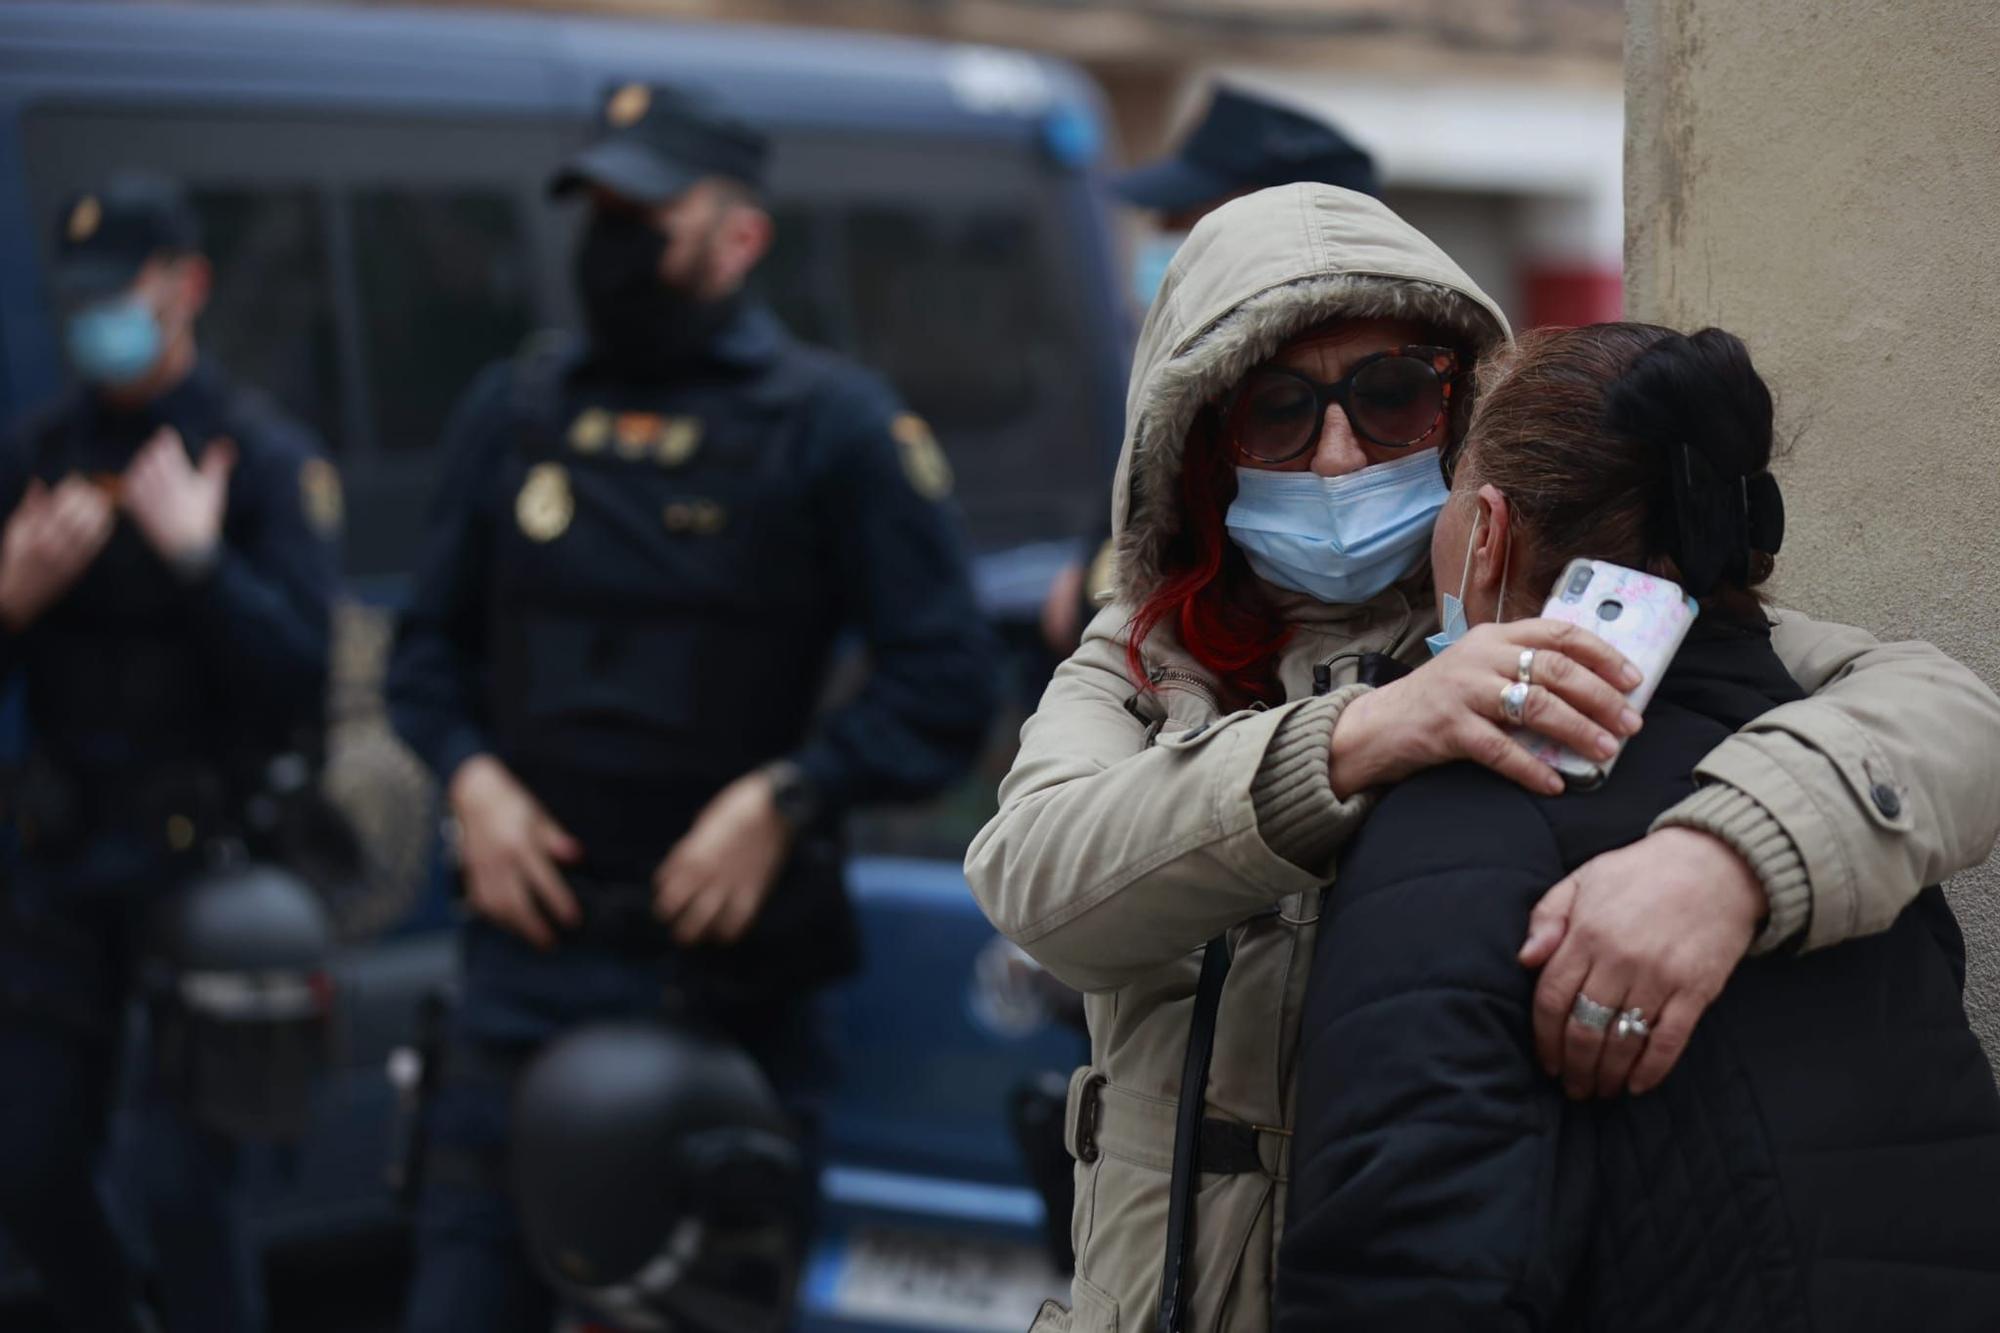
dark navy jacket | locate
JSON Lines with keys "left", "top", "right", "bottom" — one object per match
{"left": 0, "top": 361, "right": 339, "bottom": 877}
{"left": 385, "top": 303, "right": 997, "bottom": 999}
{"left": 1277, "top": 624, "right": 2000, "bottom": 1332}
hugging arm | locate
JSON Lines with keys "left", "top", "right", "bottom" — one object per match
{"left": 964, "top": 607, "right": 1377, "bottom": 993}
{"left": 1657, "top": 608, "right": 2000, "bottom": 952}
{"left": 1526, "top": 608, "right": 2000, "bottom": 1095}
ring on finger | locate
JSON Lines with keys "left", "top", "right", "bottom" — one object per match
{"left": 1518, "top": 648, "right": 1537, "bottom": 686}
{"left": 1614, "top": 1007, "right": 1650, "bottom": 1041}
{"left": 1500, "top": 680, "right": 1531, "bottom": 727}
{"left": 1571, "top": 992, "right": 1615, "bottom": 1032}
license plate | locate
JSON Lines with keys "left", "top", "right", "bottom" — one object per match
{"left": 816, "top": 1226, "right": 1068, "bottom": 1330}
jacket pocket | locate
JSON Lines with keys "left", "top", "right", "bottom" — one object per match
{"left": 1029, "top": 1299, "right": 1073, "bottom": 1332}
{"left": 1070, "top": 1273, "right": 1121, "bottom": 1333}
{"left": 1755, "top": 710, "right": 1916, "bottom": 835}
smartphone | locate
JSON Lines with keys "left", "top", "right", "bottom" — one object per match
{"left": 1513, "top": 558, "right": 1697, "bottom": 790}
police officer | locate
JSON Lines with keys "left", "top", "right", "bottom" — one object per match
{"left": 0, "top": 173, "right": 340, "bottom": 1333}
{"left": 386, "top": 84, "right": 997, "bottom": 1332}
{"left": 1040, "top": 85, "right": 1380, "bottom": 654}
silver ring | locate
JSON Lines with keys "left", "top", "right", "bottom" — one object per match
{"left": 1615, "top": 1008, "right": 1651, "bottom": 1041}
{"left": 1571, "top": 992, "right": 1615, "bottom": 1032}
{"left": 1500, "top": 680, "right": 1530, "bottom": 726}
{"left": 1518, "top": 648, "right": 1536, "bottom": 686}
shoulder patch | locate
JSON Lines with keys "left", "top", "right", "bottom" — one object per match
{"left": 68, "top": 196, "right": 101, "bottom": 243}
{"left": 299, "top": 457, "right": 344, "bottom": 537}
{"left": 890, "top": 413, "right": 953, "bottom": 501}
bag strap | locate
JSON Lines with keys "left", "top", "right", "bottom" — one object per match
{"left": 1156, "top": 931, "right": 1233, "bottom": 1333}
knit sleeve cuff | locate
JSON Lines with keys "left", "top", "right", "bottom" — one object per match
{"left": 1251, "top": 685, "right": 1374, "bottom": 876}
{"left": 1653, "top": 783, "right": 1811, "bottom": 954}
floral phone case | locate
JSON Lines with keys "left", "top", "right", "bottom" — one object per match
{"left": 1513, "top": 558, "right": 1697, "bottom": 790}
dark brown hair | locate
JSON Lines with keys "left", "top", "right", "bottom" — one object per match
{"left": 1455, "top": 322, "right": 1782, "bottom": 625}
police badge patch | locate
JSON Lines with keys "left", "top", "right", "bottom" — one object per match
{"left": 299, "top": 457, "right": 344, "bottom": 537}
{"left": 516, "top": 463, "right": 574, "bottom": 542}
{"left": 890, "top": 414, "right": 953, "bottom": 501}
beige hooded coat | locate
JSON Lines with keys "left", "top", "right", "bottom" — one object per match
{"left": 965, "top": 184, "right": 2000, "bottom": 1333}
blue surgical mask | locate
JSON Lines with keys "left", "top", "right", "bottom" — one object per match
{"left": 1225, "top": 449, "right": 1448, "bottom": 606}
{"left": 1131, "top": 231, "right": 1188, "bottom": 310}
{"left": 65, "top": 295, "right": 162, "bottom": 387}
{"left": 1425, "top": 506, "right": 1510, "bottom": 655}
{"left": 1425, "top": 592, "right": 1470, "bottom": 657}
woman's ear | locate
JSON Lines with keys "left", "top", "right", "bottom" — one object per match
{"left": 1469, "top": 483, "right": 1514, "bottom": 611}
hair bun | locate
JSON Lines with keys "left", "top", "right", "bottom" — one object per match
{"left": 1605, "top": 328, "right": 1780, "bottom": 596}
{"left": 1605, "top": 327, "right": 1774, "bottom": 480}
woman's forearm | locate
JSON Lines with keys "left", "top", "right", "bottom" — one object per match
{"left": 968, "top": 691, "right": 1369, "bottom": 992}
{"left": 1679, "top": 607, "right": 2000, "bottom": 951}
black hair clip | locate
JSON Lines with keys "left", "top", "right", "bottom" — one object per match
{"left": 1667, "top": 442, "right": 1781, "bottom": 597}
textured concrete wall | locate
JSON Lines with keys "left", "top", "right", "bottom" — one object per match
{"left": 1625, "top": 0, "right": 2000, "bottom": 1048}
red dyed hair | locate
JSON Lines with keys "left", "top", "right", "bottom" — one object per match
{"left": 1125, "top": 410, "right": 1292, "bottom": 704}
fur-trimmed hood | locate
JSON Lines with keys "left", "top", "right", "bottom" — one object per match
{"left": 1109, "top": 183, "right": 1513, "bottom": 604}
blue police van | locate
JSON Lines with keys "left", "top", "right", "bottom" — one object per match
{"left": 0, "top": 3, "right": 1128, "bottom": 1326}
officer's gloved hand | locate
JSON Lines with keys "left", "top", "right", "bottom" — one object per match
{"left": 652, "top": 770, "right": 793, "bottom": 946}
{"left": 448, "top": 753, "right": 584, "bottom": 950}
{"left": 0, "top": 475, "right": 115, "bottom": 630}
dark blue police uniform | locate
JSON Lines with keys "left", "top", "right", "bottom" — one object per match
{"left": 386, "top": 90, "right": 997, "bottom": 1322}
{"left": 0, "top": 359, "right": 340, "bottom": 1333}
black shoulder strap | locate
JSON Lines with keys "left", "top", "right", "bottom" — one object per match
{"left": 1156, "top": 931, "right": 1233, "bottom": 1333}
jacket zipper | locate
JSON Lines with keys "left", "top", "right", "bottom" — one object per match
{"left": 1151, "top": 665, "right": 1222, "bottom": 713}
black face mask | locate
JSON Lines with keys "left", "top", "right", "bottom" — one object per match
{"left": 574, "top": 209, "right": 738, "bottom": 377}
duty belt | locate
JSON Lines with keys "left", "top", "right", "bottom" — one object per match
{"left": 564, "top": 872, "right": 676, "bottom": 953}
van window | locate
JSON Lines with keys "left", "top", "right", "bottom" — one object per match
{"left": 841, "top": 205, "right": 1045, "bottom": 431}
{"left": 749, "top": 203, "right": 837, "bottom": 349}
{"left": 350, "top": 189, "right": 538, "bottom": 455}
{"left": 188, "top": 187, "right": 344, "bottom": 450}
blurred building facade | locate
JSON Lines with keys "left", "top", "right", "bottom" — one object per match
{"left": 432, "top": 0, "right": 1627, "bottom": 330}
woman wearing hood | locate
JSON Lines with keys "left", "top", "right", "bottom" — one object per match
{"left": 965, "top": 183, "right": 2000, "bottom": 1333}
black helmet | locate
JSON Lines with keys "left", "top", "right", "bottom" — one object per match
{"left": 511, "top": 1022, "right": 807, "bottom": 1333}
{"left": 145, "top": 859, "right": 335, "bottom": 1139}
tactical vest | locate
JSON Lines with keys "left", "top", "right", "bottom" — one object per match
{"left": 485, "top": 336, "right": 858, "bottom": 984}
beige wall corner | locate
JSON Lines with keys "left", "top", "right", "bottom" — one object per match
{"left": 1625, "top": 0, "right": 2000, "bottom": 1049}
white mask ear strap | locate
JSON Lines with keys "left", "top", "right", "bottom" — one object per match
{"left": 1496, "top": 518, "right": 1512, "bottom": 623}
{"left": 1453, "top": 507, "right": 1483, "bottom": 605}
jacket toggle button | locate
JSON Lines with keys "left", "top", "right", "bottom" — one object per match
{"left": 1871, "top": 783, "right": 1903, "bottom": 819}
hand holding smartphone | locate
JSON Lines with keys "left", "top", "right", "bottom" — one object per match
{"left": 1514, "top": 558, "right": 1696, "bottom": 789}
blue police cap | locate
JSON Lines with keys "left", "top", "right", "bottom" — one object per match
{"left": 53, "top": 171, "right": 203, "bottom": 300}
{"left": 550, "top": 83, "right": 769, "bottom": 205}
{"left": 1112, "top": 86, "right": 1379, "bottom": 213}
